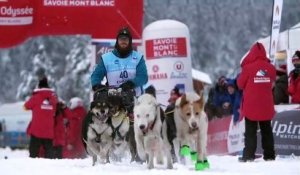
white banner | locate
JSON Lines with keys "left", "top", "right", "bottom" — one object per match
{"left": 227, "top": 118, "right": 245, "bottom": 154}
{"left": 269, "top": 0, "right": 283, "bottom": 65}
{"left": 143, "top": 20, "right": 193, "bottom": 107}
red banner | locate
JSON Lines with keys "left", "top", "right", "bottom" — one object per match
{"left": 145, "top": 37, "right": 187, "bottom": 59}
{"left": 207, "top": 116, "right": 231, "bottom": 155}
{"left": 0, "top": 0, "right": 143, "bottom": 48}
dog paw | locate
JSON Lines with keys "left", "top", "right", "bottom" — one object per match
{"left": 138, "top": 151, "right": 146, "bottom": 161}
{"left": 147, "top": 163, "right": 154, "bottom": 169}
{"left": 167, "top": 163, "right": 173, "bottom": 169}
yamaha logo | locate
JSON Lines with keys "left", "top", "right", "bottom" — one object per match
{"left": 174, "top": 61, "right": 184, "bottom": 72}
{"left": 152, "top": 65, "right": 159, "bottom": 73}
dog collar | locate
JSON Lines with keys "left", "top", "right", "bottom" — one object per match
{"left": 142, "top": 114, "right": 157, "bottom": 135}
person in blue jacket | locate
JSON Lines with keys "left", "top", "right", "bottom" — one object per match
{"left": 91, "top": 27, "right": 148, "bottom": 95}
{"left": 226, "top": 78, "right": 242, "bottom": 124}
{"left": 90, "top": 27, "right": 148, "bottom": 163}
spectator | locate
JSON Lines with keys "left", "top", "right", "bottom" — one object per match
{"left": 288, "top": 51, "right": 300, "bottom": 104}
{"left": 52, "top": 101, "right": 70, "bottom": 159}
{"left": 24, "top": 77, "right": 58, "bottom": 158}
{"left": 145, "top": 85, "right": 156, "bottom": 98}
{"left": 273, "top": 64, "right": 289, "bottom": 104}
{"left": 164, "top": 86, "right": 182, "bottom": 162}
{"left": 237, "top": 42, "right": 276, "bottom": 162}
{"left": 204, "top": 87, "right": 218, "bottom": 120}
{"left": 213, "top": 76, "right": 232, "bottom": 117}
{"left": 227, "top": 78, "right": 242, "bottom": 124}
{"left": 63, "top": 97, "right": 87, "bottom": 159}
{"left": 0, "top": 120, "right": 4, "bottom": 147}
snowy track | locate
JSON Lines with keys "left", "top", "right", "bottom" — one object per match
{"left": 1, "top": 148, "right": 299, "bottom": 175}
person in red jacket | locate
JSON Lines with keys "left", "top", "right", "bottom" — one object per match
{"left": 237, "top": 42, "right": 276, "bottom": 162}
{"left": 24, "top": 77, "right": 58, "bottom": 158}
{"left": 288, "top": 51, "right": 300, "bottom": 104}
{"left": 63, "top": 97, "right": 87, "bottom": 159}
{"left": 52, "top": 101, "right": 71, "bottom": 159}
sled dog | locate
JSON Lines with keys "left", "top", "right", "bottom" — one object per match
{"left": 172, "top": 92, "right": 208, "bottom": 163}
{"left": 134, "top": 94, "right": 173, "bottom": 169}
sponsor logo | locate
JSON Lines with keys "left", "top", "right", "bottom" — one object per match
{"left": 41, "top": 99, "right": 54, "bottom": 110}
{"left": 97, "top": 46, "right": 113, "bottom": 55}
{"left": 170, "top": 61, "right": 187, "bottom": 79}
{"left": 0, "top": 6, "right": 33, "bottom": 17}
{"left": 272, "top": 40, "right": 276, "bottom": 50}
{"left": 146, "top": 37, "right": 187, "bottom": 59}
{"left": 42, "top": 99, "right": 50, "bottom": 105}
{"left": 275, "top": 5, "right": 280, "bottom": 16}
{"left": 208, "top": 131, "right": 228, "bottom": 142}
{"left": 256, "top": 70, "right": 266, "bottom": 76}
{"left": 149, "top": 73, "right": 168, "bottom": 80}
{"left": 254, "top": 70, "right": 270, "bottom": 83}
{"left": 117, "top": 79, "right": 126, "bottom": 84}
{"left": 43, "top": 0, "right": 115, "bottom": 7}
{"left": 114, "top": 60, "right": 119, "bottom": 64}
{"left": 0, "top": 6, "right": 34, "bottom": 25}
{"left": 254, "top": 77, "right": 271, "bottom": 83}
{"left": 173, "top": 61, "right": 184, "bottom": 72}
{"left": 272, "top": 120, "right": 300, "bottom": 140}
{"left": 170, "top": 72, "right": 188, "bottom": 79}
{"left": 152, "top": 65, "right": 159, "bottom": 73}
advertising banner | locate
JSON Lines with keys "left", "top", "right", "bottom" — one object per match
{"left": 143, "top": 20, "right": 193, "bottom": 106}
{"left": 208, "top": 106, "right": 300, "bottom": 156}
{"left": 257, "top": 110, "right": 300, "bottom": 156}
{"left": 207, "top": 116, "right": 231, "bottom": 155}
{"left": 0, "top": 0, "right": 143, "bottom": 48}
{"left": 145, "top": 37, "right": 187, "bottom": 59}
{"left": 269, "top": 0, "right": 283, "bottom": 64}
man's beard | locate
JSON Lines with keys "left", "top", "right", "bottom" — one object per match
{"left": 117, "top": 45, "right": 132, "bottom": 58}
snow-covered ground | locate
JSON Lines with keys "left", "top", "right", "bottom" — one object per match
{"left": 0, "top": 147, "right": 299, "bottom": 175}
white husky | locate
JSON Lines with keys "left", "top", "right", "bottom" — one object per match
{"left": 133, "top": 94, "right": 173, "bottom": 169}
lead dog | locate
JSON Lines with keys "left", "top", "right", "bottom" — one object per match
{"left": 134, "top": 94, "right": 173, "bottom": 169}
{"left": 107, "top": 94, "right": 130, "bottom": 161}
{"left": 85, "top": 100, "right": 113, "bottom": 165}
{"left": 172, "top": 92, "right": 208, "bottom": 165}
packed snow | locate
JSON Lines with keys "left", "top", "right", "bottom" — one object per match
{"left": 0, "top": 147, "right": 299, "bottom": 175}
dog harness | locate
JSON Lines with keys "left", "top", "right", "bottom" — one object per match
{"left": 108, "top": 113, "right": 128, "bottom": 141}
{"left": 90, "top": 117, "right": 111, "bottom": 143}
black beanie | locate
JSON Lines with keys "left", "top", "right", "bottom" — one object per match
{"left": 117, "top": 27, "right": 132, "bottom": 40}
{"left": 38, "top": 77, "right": 49, "bottom": 88}
{"left": 173, "top": 87, "right": 181, "bottom": 96}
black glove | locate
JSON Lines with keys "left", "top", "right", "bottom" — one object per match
{"left": 92, "top": 84, "right": 106, "bottom": 91}
{"left": 296, "top": 51, "right": 300, "bottom": 58}
{"left": 120, "top": 81, "right": 135, "bottom": 91}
